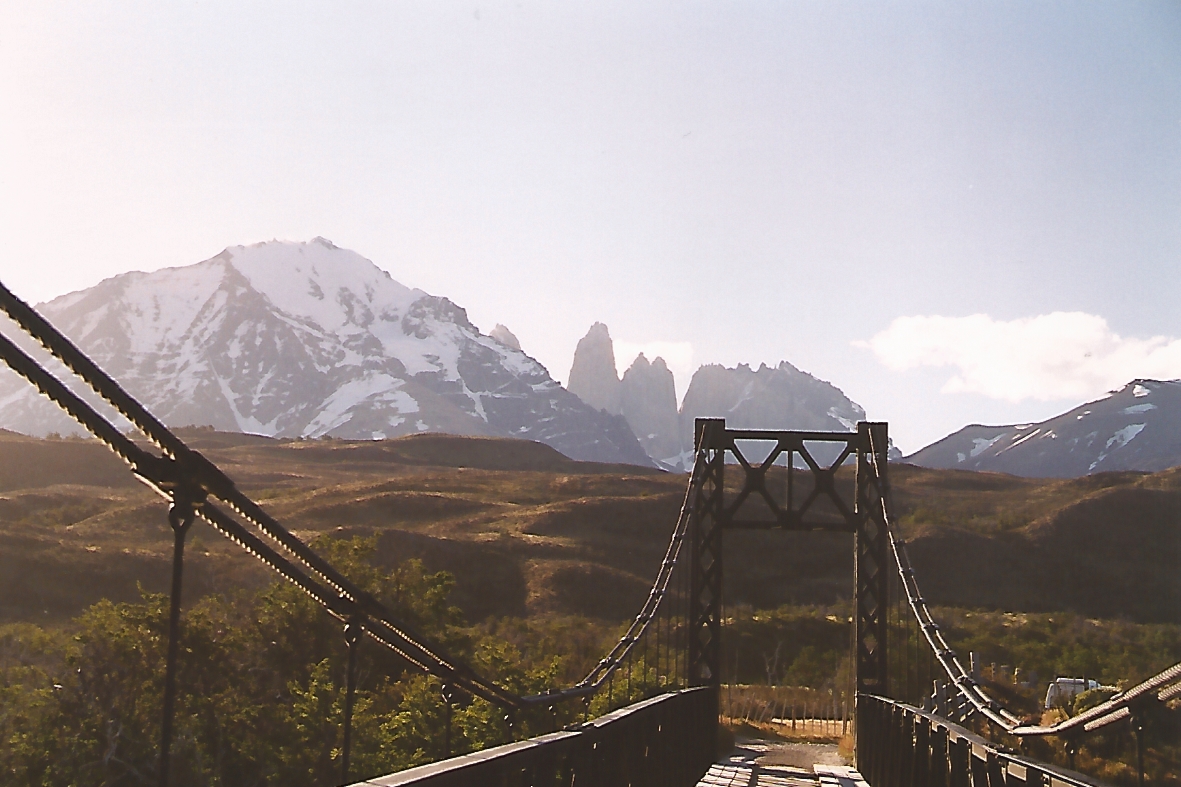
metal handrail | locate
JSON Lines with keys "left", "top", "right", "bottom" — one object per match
{"left": 859, "top": 694, "right": 1111, "bottom": 787}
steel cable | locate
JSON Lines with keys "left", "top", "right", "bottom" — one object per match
{"left": 0, "top": 322, "right": 519, "bottom": 706}
{"left": 0, "top": 281, "right": 706, "bottom": 711}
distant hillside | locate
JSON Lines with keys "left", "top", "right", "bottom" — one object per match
{"left": 0, "top": 431, "right": 1175, "bottom": 625}
{"left": 888, "top": 464, "right": 1180, "bottom": 622}
{"left": 907, "top": 379, "right": 1181, "bottom": 477}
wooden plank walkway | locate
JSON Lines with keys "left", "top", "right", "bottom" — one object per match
{"left": 696, "top": 743, "right": 868, "bottom": 787}
{"left": 697, "top": 758, "right": 817, "bottom": 786}
{"left": 814, "top": 765, "right": 870, "bottom": 787}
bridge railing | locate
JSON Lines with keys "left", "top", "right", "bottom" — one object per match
{"left": 348, "top": 687, "right": 716, "bottom": 787}
{"left": 858, "top": 694, "right": 1108, "bottom": 787}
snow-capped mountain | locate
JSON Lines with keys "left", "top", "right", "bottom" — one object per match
{"left": 0, "top": 238, "right": 653, "bottom": 466}
{"left": 906, "top": 379, "right": 1181, "bottom": 477}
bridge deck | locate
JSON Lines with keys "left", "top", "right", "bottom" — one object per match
{"left": 697, "top": 740, "right": 867, "bottom": 787}
{"left": 698, "top": 761, "right": 816, "bottom": 787}
{"left": 698, "top": 761, "right": 867, "bottom": 787}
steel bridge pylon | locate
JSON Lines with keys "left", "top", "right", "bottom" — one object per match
{"left": 687, "top": 418, "right": 891, "bottom": 715}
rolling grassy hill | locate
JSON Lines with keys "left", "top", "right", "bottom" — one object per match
{"left": 0, "top": 429, "right": 1176, "bottom": 626}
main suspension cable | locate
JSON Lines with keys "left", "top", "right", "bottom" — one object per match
{"left": 0, "top": 281, "right": 704, "bottom": 711}
{"left": 863, "top": 429, "right": 1181, "bottom": 738}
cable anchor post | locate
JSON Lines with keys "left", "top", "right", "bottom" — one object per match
{"left": 158, "top": 488, "right": 204, "bottom": 787}
{"left": 341, "top": 616, "right": 365, "bottom": 785}
{"left": 1129, "top": 708, "right": 1146, "bottom": 787}
{"left": 1064, "top": 736, "right": 1079, "bottom": 772}
{"left": 440, "top": 683, "right": 456, "bottom": 757}
{"left": 503, "top": 709, "right": 516, "bottom": 743}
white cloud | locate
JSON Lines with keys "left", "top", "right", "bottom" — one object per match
{"left": 614, "top": 339, "right": 695, "bottom": 402}
{"left": 857, "top": 312, "right": 1181, "bottom": 402}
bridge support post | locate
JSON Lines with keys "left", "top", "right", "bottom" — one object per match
{"left": 855, "top": 422, "right": 890, "bottom": 775}
{"left": 689, "top": 418, "right": 725, "bottom": 689}
{"left": 159, "top": 496, "right": 200, "bottom": 787}
{"left": 341, "top": 618, "right": 363, "bottom": 786}
{"left": 689, "top": 418, "right": 726, "bottom": 742}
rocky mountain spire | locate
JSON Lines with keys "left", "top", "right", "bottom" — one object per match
{"left": 567, "top": 322, "right": 622, "bottom": 415}
{"left": 620, "top": 353, "right": 681, "bottom": 464}
{"left": 675, "top": 361, "right": 869, "bottom": 467}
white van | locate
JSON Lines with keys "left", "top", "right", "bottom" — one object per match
{"left": 1044, "top": 677, "right": 1112, "bottom": 709}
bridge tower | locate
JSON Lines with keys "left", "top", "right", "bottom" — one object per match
{"left": 687, "top": 418, "right": 891, "bottom": 705}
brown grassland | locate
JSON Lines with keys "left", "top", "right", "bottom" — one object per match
{"left": 1, "top": 427, "right": 1175, "bottom": 626}
{"left": 0, "top": 428, "right": 1177, "bottom": 785}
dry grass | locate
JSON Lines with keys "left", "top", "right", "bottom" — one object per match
{"left": 0, "top": 429, "right": 1176, "bottom": 626}
{"left": 0, "top": 429, "right": 687, "bottom": 623}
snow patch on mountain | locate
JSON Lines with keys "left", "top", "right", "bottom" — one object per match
{"left": 303, "top": 373, "right": 408, "bottom": 436}
{"left": 970, "top": 434, "right": 1004, "bottom": 458}
{"left": 827, "top": 407, "right": 859, "bottom": 432}
{"left": 1089, "top": 423, "right": 1147, "bottom": 471}
{"left": 1106, "top": 423, "right": 1146, "bottom": 451}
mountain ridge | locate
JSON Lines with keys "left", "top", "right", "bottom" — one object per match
{"left": 0, "top": 239, "right": 655, "bottom": 467}
{"left": 565, "top": 323, "right": 878, "bottom": 468}
{"left": 906, "top": 379, "right": 1181, "bottom": 477}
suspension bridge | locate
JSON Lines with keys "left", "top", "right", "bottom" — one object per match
{"left": 0, "top": 279, "right": 1176, "bottom": 787}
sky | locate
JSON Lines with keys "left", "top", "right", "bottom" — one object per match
{"left": 2, "top": 1, "right": 1179, "bottom": 454}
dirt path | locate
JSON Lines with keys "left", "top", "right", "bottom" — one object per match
{"left": 744, "top": 739, "right": 846, "bottom": 769}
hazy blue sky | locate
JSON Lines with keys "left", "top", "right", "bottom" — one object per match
{"left": 2, "top": 2, "right": 1179, "bottom": 452}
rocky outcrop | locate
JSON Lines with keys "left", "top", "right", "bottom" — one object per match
{"left": 0, "top": 239, "right": 656, "bottom": 467}
{"left": 620, "top": 354, "right": 681, "bottom": 465}
{"left": 675, "top": 361, "right": 869, "bottom": 467}
{"left": 567, "top": 323, "right": 622, "bottom": 415}
{"left": 489, "top": 324, "right": 521, "bottom": 351}
{"left": 565, "top": 320, "right": 879, "bottom": 469}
